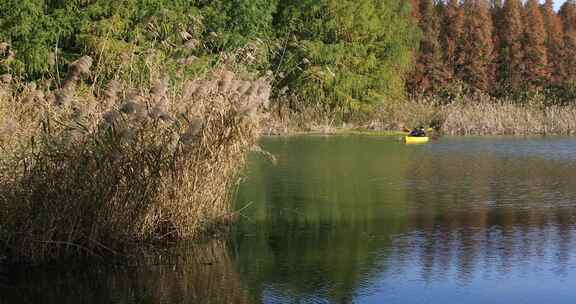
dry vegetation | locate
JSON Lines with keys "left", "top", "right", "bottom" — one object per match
{"left": 0, "top": 56, "right": 271, "bottom": 264}
{"left": 410, "top": 95, "right": 576, "bottom": 136}
{"left": 265, "top": 94, "right": 576, "bottom": 136}
{"left": 441, "top": 101, "right": 576, "bottom": 136}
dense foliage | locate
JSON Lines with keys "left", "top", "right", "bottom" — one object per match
{"left": 0, "top": 0, "right": 419, "bottom": 112}
{"left": 3, "top": 0, "right": 576, "bottom": 111}
{"left": 410, "top": 0, "right": 576, "bottom": 102}
{"left": 272, "top": 0, "right": 419, "bottom": 110}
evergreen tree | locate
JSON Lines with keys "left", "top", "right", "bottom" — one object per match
{"left": 201, "top": 0, "right": 278, "bottom": 48}
{"left": 542, "top": 0, "right": 565, "bottom": 84}
{"left": 499, "top": 0, "right": 524, "bottom": 91}
{"left": 275, "top": 0, "right": 420, "bottom": 109}
{"left": 459, "top": 0, "right": 494, "bottom": 91}
{"left": 521, "top": 0, "right": 548, "bottom": 89}
{"left": 441, "top": 0, "right": 465, "bottom": 82}
{"left": 0, "top": 0, "right": 278, "bottom": 78}
{"left": 409, "top": 0, "right": 444, "bottom": 94}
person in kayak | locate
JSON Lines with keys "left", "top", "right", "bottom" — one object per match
{"left": 409, "top": 126, "right": 427, "bottom": 137}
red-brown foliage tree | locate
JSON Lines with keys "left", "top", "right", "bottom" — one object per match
{"left": 522, "top": 0, "right": 549, "bottom": 89}
{"left": 499, "top": 0, "right": 524, "bottom": 91}
{"left": 440, "top": 0, "right": 465, "bottom": 82}
{"left": 408, "top": 0, "right": 445, "bottom": 95}
{"left": 560, "top": 1, "right": 576, "bottom": 83}
{"left": 542, "top": 0, "right": 566, "bottom": 84}
{"left": 459, "top": 0, "right": 495, "bottom": 92}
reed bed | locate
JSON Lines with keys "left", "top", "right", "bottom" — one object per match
{"left": 262, "top": 101, "right": 346, "bottom": 134}
{"left": 266, "top": 94, "right": 576, "bottom": 136}
{"left": 441, "top": 101, "right": 576, "bottom": 135}
{"left": 0, "top": 57, "right": 270, "bottom": 264}
{"left": 400, "top": 94, "right": 576, "bottom": 136}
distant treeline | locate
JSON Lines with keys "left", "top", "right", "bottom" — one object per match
{"left": 0, "top": 0, "right": 418, "bottom": 111}
{"left": 2, "top": 0, "right": 576, "bottom": 111}
{"left": 409, "top": 0, "right": 576, "bottom": 100}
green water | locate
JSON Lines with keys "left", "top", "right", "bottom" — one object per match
{"left": 3, "top": 136, "right": 576, "bottom": 303}
{"left": 234, "top": 136, "right": 576, "bottom": 303}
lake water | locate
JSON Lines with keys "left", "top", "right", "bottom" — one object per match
{"left": 3, "top": 136, "right": 576, "bottom": 303}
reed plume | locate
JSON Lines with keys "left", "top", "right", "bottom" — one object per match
{"left": 0, "top": 61, "right": 269, "bottom": 264}
{"left": 0, "top": 42, "right": 9, "bottom": 54}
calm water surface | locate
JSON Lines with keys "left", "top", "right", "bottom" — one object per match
{"left": 3, "top": 136, "right": 576, "bottom": 303}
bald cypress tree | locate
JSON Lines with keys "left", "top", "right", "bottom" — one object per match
{"left": 408, "top": 0, "right": 444, "bottom": 94}
{"left": 499, "top": 0, "right": 524, "bottom": 91}
{"left": 490, "top": 0, "right": 506, "bottom": 93}
{"left": 491, "top": 0, "right": 504, "bottom": 49}
{"left": 522, "top": 0, "right": 548, "bottom": 90}
{"left": 560, "top": 1, "right": 576, "bottom": 83}
{"left": 560, "top": 0, "right": 576, "bottom": 24}
{"left": 542, "top": 0, "right": 565, "bottom": 84}
{"left": 441, "top": 0, "right": 465, "bottom": 82}
{"left": 491, "top": 1, "right": 504, "bottom": 53}
{"left": 459, "top": 0, "right": 494, "bottom": 91}
{"left": 491, "top": 0, "right": 504, "bottom": 44}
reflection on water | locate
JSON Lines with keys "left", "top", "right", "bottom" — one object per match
{"left": 234, "top": 136, "right": 576, "bottom": 303}
{"left": 1, "top": 240, "right": 251, "bottom": 304}
{"left": 3, "top": 136, "right": 576, "bottom": 303}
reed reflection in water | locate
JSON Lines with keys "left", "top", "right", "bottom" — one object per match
{"left": 1, "top": 240, "right": 251, "bottom": 304}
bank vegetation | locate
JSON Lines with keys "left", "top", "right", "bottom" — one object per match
{"left": 2, "top": 0, "right": 576, "bottom": 263}
{"left": 0, "top": 56, "right": 270, "bottom": 264}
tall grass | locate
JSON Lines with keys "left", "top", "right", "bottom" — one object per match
{"left": 266, "top": 94, "right": 576, "bottom": 136}
{"left": 399, "top": 94, "right": 576, "bottom": 136}
{"left": 262, "top": 100, "right": 347, "bottom": 134}
{"left": 0, "top": 57, "right": 270, "bottom": 264}
{"left": 441, "top": 100, "right": 576, "bottom": 136}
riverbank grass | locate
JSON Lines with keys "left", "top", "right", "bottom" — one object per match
{"left": 265, "top": 94, "right": 576, "bottom": 136}
{"left": 0, "top": 61, "right": 270, "bottom": 264}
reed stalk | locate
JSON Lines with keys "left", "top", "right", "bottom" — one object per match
{"left": 0, "top": 58, "right": 270, "bottom": 264}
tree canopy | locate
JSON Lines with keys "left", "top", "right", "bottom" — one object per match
{"left": 3, "top": 0, "right": 576, "bottom": 109}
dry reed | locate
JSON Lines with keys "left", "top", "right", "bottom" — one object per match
{"left": 0, "top": 58, "right": 269, "bottom": 264}
{"left": 266, "top": 94, "right": 576, "bottom": 136}
{"left": 399, "top": 94, "right": 576, "bottom": 136}
{"left": 441, "top": 101, "right": 576, "bottom": 135}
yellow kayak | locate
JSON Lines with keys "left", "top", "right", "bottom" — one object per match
{"left": 404, "top": 136, "right": 429, "bottom": 144}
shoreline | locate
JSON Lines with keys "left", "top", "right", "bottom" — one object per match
{"left": 262, "top": 98, "right": 576, "bottom": 137}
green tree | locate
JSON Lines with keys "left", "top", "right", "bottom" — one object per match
{"left": 200, "top": 0, "right": 278, "bottom": 49}
{"left": 0, "top": 0, "right": 277, "bottom": 79}
{"left": 0, "top": 0, "right": 78, "bottom": 76}
{"left": 274, "top": 0, "right": 419, "bottom": 111}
